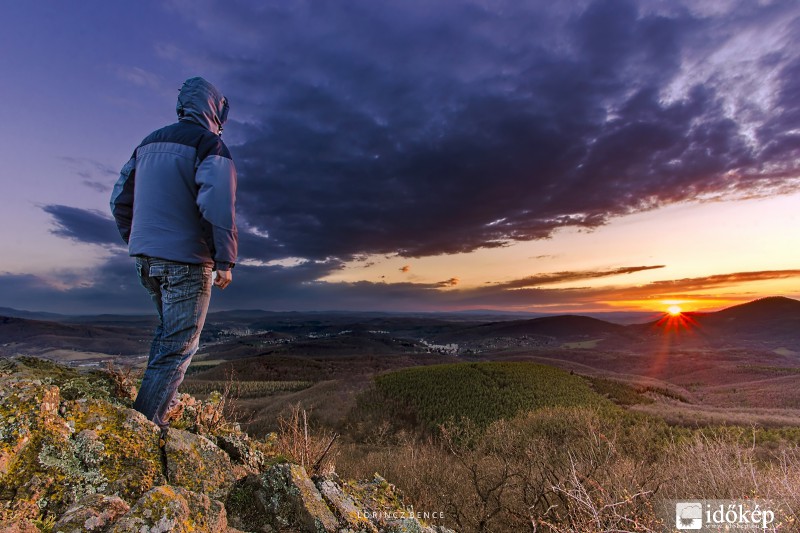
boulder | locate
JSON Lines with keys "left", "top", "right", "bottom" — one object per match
{"left": 317, "top": 479, "right": 378, "bottom": 533}
{"left": 229, "top": 463, "right": 339, "bottom": 532}
{"left": 0, "top": 519, "right": 39, "bottom": 533}
{"left": 107, "top": 485, "right": 228, "bottom": 533}
{"left": 52, "top": 493, "right": 130, "bottom": 532}
{"left": 216, "top": 432, "right": 267, "bottom": 472}
{"left": 0, "top": 380, "right": 80, "bottom": 520}
{"left": 335, "top": 474, "right": 455, "bottom": 533}
{"left": 62, "top": 399, "right": 164, "bottom": 502}
{"left": 165, "top": 428, "right": 237, "bottom": 499}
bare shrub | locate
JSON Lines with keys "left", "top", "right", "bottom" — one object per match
{"left": 102, "top": 360, "right": 139, "bottom": 402}
{"left": 660, "top": 429, "right": 800, "bottom": 523}
{"left": 338, "top": 407, "right": 800, "bottom": 532}
{"left": 274, "top": 402, "right": 339, "bottom": 476}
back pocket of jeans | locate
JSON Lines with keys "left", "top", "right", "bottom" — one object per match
{"left": 148, "top": 264, "right": 189, "bottom": 278}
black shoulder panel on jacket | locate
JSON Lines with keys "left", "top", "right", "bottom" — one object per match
{"left": 137, "top": 122, "right": 232, "bottom": 163}
{"left": 197, "top": 131, "right": 233, "bottom": 162}
{"left": 139, "top": 122, "right": 204, "bottom": 149}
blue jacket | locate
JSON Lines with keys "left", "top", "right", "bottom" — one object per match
{"left": 110, "top": 77, "right": 238, "bottom": 270}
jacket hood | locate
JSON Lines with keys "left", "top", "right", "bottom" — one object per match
{"left": 176, "top": 77, "right": 229, "bottom": 134}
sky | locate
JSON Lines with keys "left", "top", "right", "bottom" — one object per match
{"left": 1, "top": 0, "right": 799, "bottom": 315}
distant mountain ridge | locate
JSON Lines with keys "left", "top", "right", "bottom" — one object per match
{"left": 674, "top": 296, "right": 800, "bottom": 346}
{"left": 2, "top": 296, "right": 798, "bottom": 360}
{"left": 0, "top": 315, "right": 148, "bottom": 356}
{"left": 710, "top": 296, "right": 800, "bottom": 321}
{"left": 434, "top": 314, "right": 630, "bottom": 343}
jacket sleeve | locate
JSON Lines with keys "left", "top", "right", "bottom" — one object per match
{"left": 110, "top": 155, "right": 136, "bottom": 244}
{"left": 195, "top": 138, "right": 238, "bottom": 270}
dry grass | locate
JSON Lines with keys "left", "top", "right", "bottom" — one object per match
{"left": 631, "top": 398, "right": 800, "bottom": 427}
{"left": 337, "top": 407, "right": 800, "bottom": 532}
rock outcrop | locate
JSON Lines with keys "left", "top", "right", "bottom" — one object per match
{"left": 0, "top": 357, "right": 454, "bottom": 533}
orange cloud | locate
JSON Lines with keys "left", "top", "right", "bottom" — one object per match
{"left": 493, "top": 265, "right": 665, "bottom": 289}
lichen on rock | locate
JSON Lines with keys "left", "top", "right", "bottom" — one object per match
{"left": 52, "top": 493, "right": 130, "bottom": 532}
{"left": 62, "top": 398, "right": 164, "bottom": 503}
{"left": 106, "top": 485, "right": 228, "bottom": 533}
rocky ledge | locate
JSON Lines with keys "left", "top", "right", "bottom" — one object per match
{"left": 0, "top": 357, "right": 453, "bottom": 533}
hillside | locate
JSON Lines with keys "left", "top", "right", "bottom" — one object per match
{"left": 0, "top": 316, "right": 148, "bottom": 357}
{"left": 352, "top": 361, "right": 613, "bottom": 433}
{"left": 636, "top": 296, "right": 800, "bottom": 349}
{"left": 437, "top": 314, "right": 627, "bottom": 341}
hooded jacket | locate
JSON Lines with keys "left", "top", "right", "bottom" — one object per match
{"left": 110, "top": 77, "right": 237, "bottom": 270}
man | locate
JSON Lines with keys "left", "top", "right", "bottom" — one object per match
{"left": 110, "top": 77, "right": 238, "bottom": 437}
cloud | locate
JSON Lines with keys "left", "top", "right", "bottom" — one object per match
{"left": 42, "top": 205, "right": 122, "bottom": 246}
{"left": 622, "top": 269, "right": 800, "bottom": 298}
{"left": 151, "top": 0, "right": 800, "bottom": 263}
{"left": 0, "top": 254, "right": 151, "bottom": 314}
{"left": 82, "top": 180, "right": 111, "bottom": 193}
{"left": 241, "top": 265, "right": 794, "bottom": 311}
{"left": 27, "top": 1, "right": 800, "bottom": 314}
{"left": 115, "top": 66, "right": 163, "bottom": 90}
{"left": 49, "top": 1, "right": 800, "bottom": 265}
{"left": 493, "top": 265, "right": 666, "bottom": 289}
{"left": 59, "top": 157, "right": 118, "bottom": 193}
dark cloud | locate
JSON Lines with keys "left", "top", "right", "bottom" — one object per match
{"left": 25, "top": 1, "right": 800, "bottom": 314}
{"left": 0, "top": 254, "right": 151, "bottom": 314}
{"left": 42, "top": 205, "right": 122, "bottom": 246}
{"left": 155, "top": 0, "right": 800, "bottom": 263}
{"left": 492, "top": 265, "right": 666, "bottom": 289}
{"left": 47, "top": 1, "right": 800, "bottom": 264}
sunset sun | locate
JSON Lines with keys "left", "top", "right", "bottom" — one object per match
{"left": 667, "top": 305, "right": 682, "bottom": 316}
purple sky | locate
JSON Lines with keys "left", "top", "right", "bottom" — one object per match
{"left": 2, "top": 1, "right": 800, "bottom": 314}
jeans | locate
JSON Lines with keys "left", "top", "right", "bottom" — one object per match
{"left": 132, "top": 256, "right": 212, "bottom": 429}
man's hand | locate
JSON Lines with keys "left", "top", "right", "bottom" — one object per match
{"left": 214, "top": 269, "right": 232, "bottom": 290}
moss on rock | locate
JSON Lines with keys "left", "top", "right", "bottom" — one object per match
{"left": 62, "top": 399, "right": 163, "bottom": 502}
